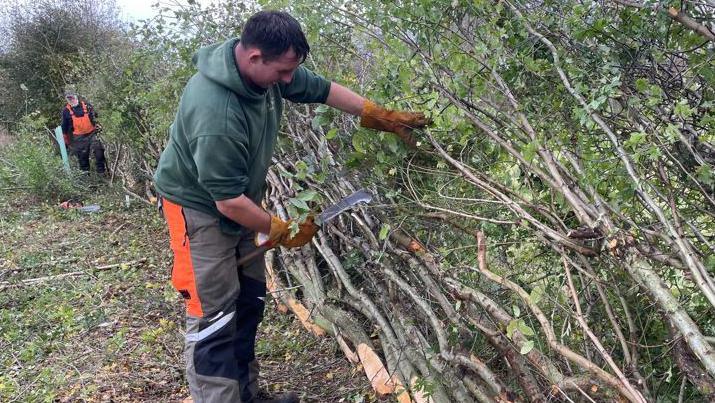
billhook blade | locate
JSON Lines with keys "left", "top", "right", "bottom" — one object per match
{"left": 318, "top": 189, "right": 373, "bottom": 224}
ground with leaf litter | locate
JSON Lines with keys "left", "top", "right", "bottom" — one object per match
{"left": 0, "top": 187, "right": 375, "bottom": 402}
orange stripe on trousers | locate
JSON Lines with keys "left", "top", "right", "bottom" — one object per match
{"left": 162, "top": 198, "right": 204, "bottom": 317}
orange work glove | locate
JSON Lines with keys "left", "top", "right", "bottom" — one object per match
{"left": 359, "top": 100, "right": 431, "bottom": 147}
{"left": 267, "top": 215, "right": 318, "bottom": 248}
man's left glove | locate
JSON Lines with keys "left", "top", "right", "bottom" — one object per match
{"left": 360, "top": 100, "right": 430, "bottom": 147}
{"left": 94, "top": 123, "right": 103, "bottom": 133}
{"left": 266, "top": 215, "right": 318, "bottom": 248}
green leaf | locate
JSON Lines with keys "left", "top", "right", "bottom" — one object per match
{"left": 288, "top": 198, "right": 309, "bottom": 211}
{"left": 288, "top": 220, "right": 300, "bottom": 237}
{"left": 529, "top": 286, "right": 543, "bottom": 305}
{"left": 706, "top": 255, "right": 715, "bottom": 272}
{"left": 696, "top": 165, "right": 714, "bottom": 186}
{"left": 385, "top": 134, "right": 399, "bottom": 153}
{"left": 310, "top": 111, "right": 331, "bottom": 130}
{"left": 624, "top": 131, "right": 647, "bottom": 149}
{"left": 286, "top": 204, "right": 298, "bottom": 220}
{"left": 325, "top": 128, "right": 338, "bottom": 140}
{"left": 674, "top": 101, "right": 693, "bottom": 119}
{"left": 352, "top": 132, "right": 366, "bottom": 153}
{"left": 512, "top": 305, "right": 521, "bottom": 317}
{"left": 506, "top": 319, "right": 518, "bottom": 339}
{"left": 520, "top": 340, "right": 534, "bottom": 355}
{"left": 646, "top": 145, "right": 662, "bottom": 161}
{"left": 378, "top": 224, "right": 390, "bottom": 240}
{"left": 587, "top": 95, "right": 607, "bottom": 110}
{"left": 664, "top": 124, "right": 680, "bottom": 142}
{"left": 295, "top": 161, "right": 308, "bottom": 180}
{"left": 517, "top": 320, "right": 535, "bottom": 337}
{"left": 523, "top": 140, "right": 538, "bottom": 163}
{"left": 296, "top": 189, "right": 318, "bottom": 202}
{"left": 634, "top": 78, "right": 649, "bottom": 93}
{"left": 647, "top": 85, "right": 663, "bottom": 105}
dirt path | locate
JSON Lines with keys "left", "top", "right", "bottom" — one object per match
{"left": 0, "top": 188, "right": 375, "bottom": 402}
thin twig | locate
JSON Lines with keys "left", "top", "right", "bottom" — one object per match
{"left": 95, "top": 258, "right": 147, "bottom": 270}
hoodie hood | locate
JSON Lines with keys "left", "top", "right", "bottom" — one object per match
{"left": 192, "top": 37, "right": 266, "bottom": 102}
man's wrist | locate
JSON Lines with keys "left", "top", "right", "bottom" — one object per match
{"left": 215, "top": 195, "right": 272, "bottom": 234}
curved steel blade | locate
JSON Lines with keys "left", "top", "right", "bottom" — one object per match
{"left": 318, "top": 189, "right": 373, "bottom": 224}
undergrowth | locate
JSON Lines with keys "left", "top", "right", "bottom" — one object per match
{"left": 0, "top": 186, "right": 373, "bottom": 402}
{"left": 0, "top": 115, "right": 89, "bottom": 203}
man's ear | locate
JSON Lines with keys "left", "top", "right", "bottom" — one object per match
{"left": 247, "top": 48, "right": 263, "bottom": 64}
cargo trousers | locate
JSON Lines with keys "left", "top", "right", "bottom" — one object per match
{"left": 162, "top": 197, "right": 266, "bottom": 403}
{"left": 69, "top": 132, "right": 106, "bottom": 173}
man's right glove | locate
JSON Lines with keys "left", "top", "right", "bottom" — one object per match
{"left": 266, "top": 215, "right": 318, "bottom": 248}
{"left": 359, "top": 100, "right": 431, "bottom": 147}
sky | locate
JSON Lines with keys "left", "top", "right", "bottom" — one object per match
{"left": 114, "top": 0, "right": 215, "bottom": 22}
{"left": 114, "top": 0, "right": 162, "bottom": 22}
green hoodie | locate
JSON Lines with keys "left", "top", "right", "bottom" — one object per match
{"left": 153, "top": 38, "right": 331, "bottom": 234}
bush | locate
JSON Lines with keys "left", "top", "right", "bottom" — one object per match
{"left": 0, "top": 114, "right": 86, "bottom": 202}
{"left": 0, "top": 0, "right": 124, "bottom": 124}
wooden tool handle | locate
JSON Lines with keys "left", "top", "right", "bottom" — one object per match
{"left": 236, "top": 243, "right": 273, "bottom": 268}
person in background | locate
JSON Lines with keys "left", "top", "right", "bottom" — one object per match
{"left": 61, "top": 91, "right": 106, "bottom": 175}
{"left": 153, "top": 10, "right": 429, "bottom": 403}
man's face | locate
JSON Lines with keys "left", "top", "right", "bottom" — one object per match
{"left": 66, "top": 95, "right": 78, "bottom": 107}
{"left": 246, "top": 48, "right": 302, "bottom": 89}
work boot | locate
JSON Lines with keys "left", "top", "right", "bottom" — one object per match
{"left": 253, "top": 390, "right": 299, "bottom": 403}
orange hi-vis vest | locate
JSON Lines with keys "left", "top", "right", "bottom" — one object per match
{"left": 66, "top": 102, "right": 95, "bottom": 136}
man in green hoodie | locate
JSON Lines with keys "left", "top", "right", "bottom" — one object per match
{"left": 153, "top": 10, "right": 428, "bottom": 403}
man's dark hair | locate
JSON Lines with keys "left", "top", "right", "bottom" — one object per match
{"left": 241, "top": 11, "right": 310, "bottom": 62}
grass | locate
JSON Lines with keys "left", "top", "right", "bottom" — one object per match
{"left": 0, "top": 185, "right": 374, "bottom": 402}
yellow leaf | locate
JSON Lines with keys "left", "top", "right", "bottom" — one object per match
{"left": 608, "top": 239, "right": 618, "bottom": 250}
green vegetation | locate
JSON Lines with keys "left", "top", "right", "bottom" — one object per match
{"left": 0, "top": 114, "right": 89, "bottom": 202}
{"left": 1, "top": 0, "right": 713, "bottom": 401}
{"left": 0, "top": 189, "right": 183, "bottom": 401}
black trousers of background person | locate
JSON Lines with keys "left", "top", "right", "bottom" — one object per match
{"left": 69, "top": 132, "right": 106, "bottom": 173}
